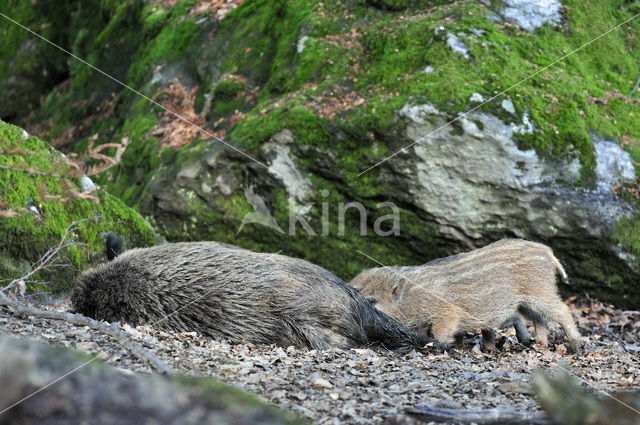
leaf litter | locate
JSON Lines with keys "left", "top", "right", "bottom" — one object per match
{"left": 0, "top": 297, "right": 638, "bottom": 424}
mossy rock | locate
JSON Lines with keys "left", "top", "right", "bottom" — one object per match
{"left": 0, "top": 334, "right": 306, "bottom": 424}
{"left": 2, "top": 0, "right": 640, "bottom": 307}
{"left": 0, "top": 119, "right": 156, "bottom": 294}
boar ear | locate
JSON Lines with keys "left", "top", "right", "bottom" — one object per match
{"left": 391, "top": 282, "right": 400, "bottom": 295}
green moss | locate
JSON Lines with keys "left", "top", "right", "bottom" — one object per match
{"left": 613, "top": 216, "right": 640, "bottom": 259}
{"left": 175, "top": 376, "right": 308, "bottom": 424}
{"left": 126, "top": 9, "right": 199, "bottom": 87}
{"left": 0, "top": 120, "right": 156, "bottom": 293}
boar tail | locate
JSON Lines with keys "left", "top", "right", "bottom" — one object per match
{"left": 105, "top": 233, "right": 123, "bottom": 261}
{"left": 552, "top": 254, "right": 569, "bottom": 284}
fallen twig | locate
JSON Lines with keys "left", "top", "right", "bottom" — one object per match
{"left": 405, "top": 404, "right": 550, "bottom": 425}
{"left": 591, "top": 339, "right": 640, "bottom": 353}
{"left": 0, "top": 164, "right": 66, "bottom": 179}
{"left": 0, "top": 293, "right": 174, "bottom": 375}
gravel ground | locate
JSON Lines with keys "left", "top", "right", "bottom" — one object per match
{"left": 1, "top": 298, "right": 638, "bottom": 424}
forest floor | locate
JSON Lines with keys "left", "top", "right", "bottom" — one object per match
{"left": 0, "top": 297, "right": 638, "bottom": 424}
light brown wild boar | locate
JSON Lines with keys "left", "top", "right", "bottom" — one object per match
{"left": 71, "top": 240, "right": 431, "bottom": 351}
{"left": 350, "top": 239, "right": 584, "bottom": 351}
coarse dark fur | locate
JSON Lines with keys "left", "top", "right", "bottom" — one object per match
{"left": 105, "top": 232, "right": 123, "bottom": 261}
{"left": 350, "top": 239, "right": 584, "bottom": 351}
{"left": 71, "top": 241, "right": 431, "bottom": 351}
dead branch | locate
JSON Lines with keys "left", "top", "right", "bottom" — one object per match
{"left": 591, "top": 339, "right": 640, "bottom": 353}
{"left": 404, "top": 405, "right": 551, "bottom": 425}
{"left": 0, "top": 209, "right": 21, "bottom": 218}
{"left": 73, "top": 137, "right": 129, "bottom": 177}
{"left": 0, "top": 200, "right": 26, "bottom": 218}
{"left": 61, "top": 181, "right": 99, "bottom": 204}
{"left": 0, "top": 293, "right": 174, "bottom": 375}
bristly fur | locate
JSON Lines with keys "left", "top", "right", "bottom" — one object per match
{"left": 71, "top": 241, "right": 431, "bottom": 351}
{"left": 350, "top": 239, "right": 584, "bottom": 351}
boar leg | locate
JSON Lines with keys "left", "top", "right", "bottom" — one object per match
{"left": 520, "top": 306, "right": 548, "bottom": 346}
{"left": 481, "top": 329, "right": 498, "bottom": 352}
{"left": 554, "top": 303, "right": 584, "bottom": 351}
{"left": 512, "top": 315, "right": 532, "bottom": 346}
{"left": 525, "top": 301, "right": 584, "bottom": 351}
{"left": 431, "top": 315, "right": 459, "bottom": 344}
{"left": 534, "top": 320, "right": 549, "bottom": 346}
{"left": 454, "top": 333, "right": 465, "bottom": 349}
{"left": 503, "top": 312, "right": 531, "bottom": 346}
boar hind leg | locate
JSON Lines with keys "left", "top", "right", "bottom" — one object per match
{"left": 534, "top": 320, "right": 549, "bottom": 346}
{"left": 526, "top": 301, "right": 583, "bottom": 351}
{"left": 555, "top": 304, "right": 584, "bottom": 351}
{"left": 481, "top": 329, "right": 498, "bottom": 352}
{"left": 512, "top": 316, "right": 532, "bottom": 346}
{"left": 519, "top": 306, "right": 548, "bottom": 346}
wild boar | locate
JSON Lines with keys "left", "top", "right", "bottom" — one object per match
{"left": 71, "top": 241, "right": 430, "bottom": 351}
{"left": 350, "top": 239, "right": 583, "bottom": 351}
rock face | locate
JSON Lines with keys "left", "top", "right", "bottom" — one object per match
{"left": 0, "top": 335, "right": 305, "bottom": 425}
{"left": 140, "top": 101, "right": 640, "bottom": 306}
{"left": 390, "top": 102, "right": 633, "bottom": 244}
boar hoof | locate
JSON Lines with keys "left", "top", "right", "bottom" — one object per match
{"left": 482, "top": 342, "right": 499, "bottom": 353}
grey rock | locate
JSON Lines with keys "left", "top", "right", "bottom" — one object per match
{"left": 262, "top": 129, "right": 313, "bottom": 204}
{"left": 470, "top": 27, "right": 486, "bottom": 37}
{"left": 446, "top": 32, "right": 470, "bottom": 60}
{"left": 502, "top": 0, "right": 562, "bottom": 33}
{"left": 470, "top": 93, "right": 485, "bottom": 103}
{"left": 0, "top": 335, "right": 304, "bottom": 425}
{"left": 613, "top": 244, "right": 640, "bottom": 273}
{"left": 592, "top": 135, "right": 636, "bottom": 191}
{"left": 297, "top": 36, "right": 310, "bottom": 54}
{"left": 501, "top": 98, "right": 516, "bottom": 114}
{"left": 177, "top": 161, "right": 203, "bottom": 181}
{"left": 390, "top": 100, "right": 635, "bottom": 244}
{"left": 485, "top": 12, "right": 504, "bottom": 23}
{"left": 81, "top": 175, "right": 96, "bottom": 192}
{"left": 0, "top": 39, "right": 63, "bottom": 118}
